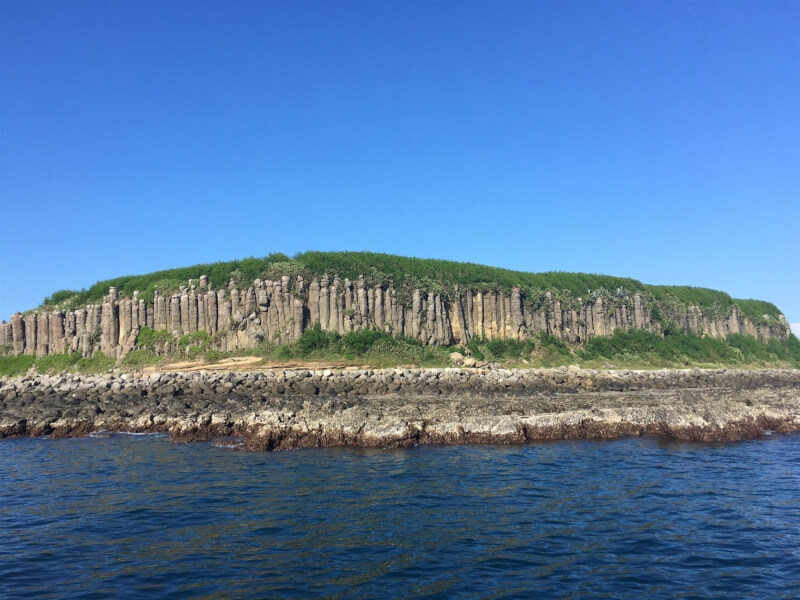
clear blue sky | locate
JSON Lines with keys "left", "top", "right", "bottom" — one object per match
{"left": 1, "top": 0, "right": 798, "bottom": 330}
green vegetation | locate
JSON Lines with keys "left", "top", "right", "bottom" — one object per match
{"left": 576, "top": 330, "right": 800, "bottom": 368}
{"left": 460, "top": 331, "right": 800, "bottom": 369}
{"left": 122, "top": 349, "right": 163, "bottom": 369}
{"left": 291, "top": 252, "right": 647, "bottom": 298}
{"left": 245, "top": 325, "right": 451, "bottom": 368}
{"left": 136, "top": 327, "right": 172, "bottom": 351}
{"left": 203, "top": 349, "right": 228, "bottom": 363}
{"left": 178, "top": 331, "right": 211, "bottom": 349}
{"left": 38, "top": 253, "right": 295, "bottom": 309}
{"left": 42, "top": 289, "right": 81, "bottom": 306}
{"left": 0, "top": 355, "right": 35, "bottom": 377}
{"left": 465, "top": 333, "right": 573, "bottom": 367}
{"left": 74, "top": 354, "right": 117, "bottom": 373}
{"left": 648, "top": 285, "right": 733, "bottom": 309}
{"left": 0, "top": 351, "right": 118, "bottom": 377}
{"left": 2, "top": 329, "right": 798, "bottom": 376}
{"left": 8, "top": 251, "right": 792, "bottom": 374}
{"left": 733, "top": 299, "right": 783, "bottom": 323}
{"left": 35, "top": 352, "right": 82, "bottom": 374}
{"left": 133, "top": 327, "right": 213, "bottom": 360}
{"left": 33, "top": 251, "right": 783, "bottom": 322}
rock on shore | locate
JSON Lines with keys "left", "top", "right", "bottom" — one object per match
{"left": 1, "top": 367, "right": 798, "bottom": 450}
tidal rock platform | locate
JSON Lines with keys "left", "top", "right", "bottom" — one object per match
{"left": 1, "top": 367, "right": 798, "bottom": 450}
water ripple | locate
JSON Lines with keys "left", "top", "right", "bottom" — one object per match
{"left": 1, "top": 435, "right": 799, "bottom": 599}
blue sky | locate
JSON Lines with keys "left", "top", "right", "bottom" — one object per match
{"left": 1, "top": 0, "right": 798, "bottom": 331}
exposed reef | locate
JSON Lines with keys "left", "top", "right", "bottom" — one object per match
{"left": 2, "top": 368, "right": 798, "bottom": 449}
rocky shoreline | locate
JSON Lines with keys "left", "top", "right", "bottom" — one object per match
{"left": 1, "top": 367, "right": 798, "bottom": 450}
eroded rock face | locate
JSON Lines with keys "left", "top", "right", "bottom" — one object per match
{"left": 2, "top": 274, "right": 793, "bottom": 358}
{"left": 1, "top": 368, "right": 798, "bottom": 449}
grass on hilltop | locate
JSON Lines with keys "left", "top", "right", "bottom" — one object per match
{"left": 33, "top": 251, "right": 784, "bottom": 323}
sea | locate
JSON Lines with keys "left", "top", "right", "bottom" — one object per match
{"left": 1, "top": 434, "right": 798, "bottom": 599}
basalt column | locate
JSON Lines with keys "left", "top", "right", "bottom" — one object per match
{"left": 244, "top": 287, "right": 256, "bottom": 320}
{"left": 207, "top": 291, "right": 218, "bottom": 335}
{"left": 367, "top": 286, "right": 375, "bottom": 329}
{"left": 180, "top": 293, "right": 190, "bottom": 334}
{"left": 308, "top": 279, "right": 320, "bottom": 327}
{"left": 230, "top": 285, "right": 240, "bottom": 324}
{"left": 411, "top": 290, "right": 422, "bottom": 340}
{"left": 169, "top": 295, "right": 181, "bottom": 336}
{"left": 118, "top": 299, "right": 132, "bottom": 346}
{"left": 592, "top": 298, "right": 608, "bottom": 338}
{"left": 511, "top": 288, "right": 525, "bottom": 341}
{"left": 197, "top": 291, "right": 207, "bottom": 333}
{"left": 342, "top": 279, "right": 353, "bottom": 333}
{"left": 356, "top": 277, "right": 367, "bottom": 330}
{"left": 217, "top": 290, "right": 231, "bottom": 333}
{"left": 11, "top": 313, "right": 25, "bottom": 355}
{"left": 374, "top": 286, "right": 385, "bottom": 330}
{"left": 279, "top": 277, "right": 291, "bottom": 343}
{"left": 74, "top": 309, "right": 86, "bottom": 354}
{"left": 255, "top": 281, "right": 269, "bottom": 333}
{"left": 100, "top": 294, "right": 119, "bottom": 356}
{"left": 318, "top": 276, "right": 330, "bottom": 332}
{"left": 188, "top": 291, "right": 198, "bottom": 333}
{"left": 24, "top": 314, "right": 37, "bottom": 355}
{"left": 0, "top": 321, "right": 10, "bottom": 349}
{"left": 434, "top": 294, "right": 449, "bottom": 345}
{"left": 49, "top": 312, "right": 65, "bottom": 354}
{"left": 130, "top": 293, "right": 140, "bottom": 330}
{"left": 85, "top": 306, "right": 100, "bottom": 354}
{"left": 424, "top": 293, "right": 436, "bottom": 344}
{"left": 292, "top": 297, "right": 304, "bottom": 341}
{"left": 329, "top": 277, "right": 340, "bottom": 334}
{"left": 154, "top": 293, "right": 167, "bottom": 331}
{"left": 36, "top": 314, "right": 49, "bottom": 357}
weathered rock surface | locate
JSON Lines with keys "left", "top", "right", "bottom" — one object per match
{"left": 0, "top": 273, "right": 792, "bottom": 359}
{"left": 1, "top": 368, "right": 797, "bottom": 450}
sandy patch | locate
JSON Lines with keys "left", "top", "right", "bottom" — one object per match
{"left": 143, "top": 356, "right": 370, "bottom": 373}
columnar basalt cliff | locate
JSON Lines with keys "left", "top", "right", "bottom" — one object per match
{"left": 0, "top": 273, "right": 792, "bottom": 359}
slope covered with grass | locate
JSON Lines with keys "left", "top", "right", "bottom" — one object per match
{"left": 36, "top": 251, "right": 783, "bottom": 323}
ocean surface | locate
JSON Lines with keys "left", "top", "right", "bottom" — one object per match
{"left": 1, "top": 434, "right": 799, "bottom": 599}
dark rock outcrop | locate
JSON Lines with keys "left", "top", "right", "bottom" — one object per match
{"left": 1, "top": 368, "right": 798, "bottom": 449}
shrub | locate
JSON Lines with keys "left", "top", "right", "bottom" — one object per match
{"left": 295, "top": 324, "right": 340, "bottom": 356}
{"left": 204, "top": 350, "right": 227, "bottom": 363}
{"left": 178, "top": 330, "right": 211, "bottom": 349}
{"left": 465, "top": 332, "right": 570, "bottom": 363}
{"left": 136, "top": 327, "right": 172, "bottom": 350}
{"left": 339, "top": 329, "right": 398, "bottom": 356}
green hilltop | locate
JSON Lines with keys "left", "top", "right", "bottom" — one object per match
{"left": 1, "top": 251, "right": 794, "bottom": 375}
{"left": 39, "top": 251, "right": 782, "bottom": 323}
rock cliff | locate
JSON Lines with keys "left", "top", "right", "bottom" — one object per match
{"left": 0, "top": 274, "right": 792, "bottom": 359}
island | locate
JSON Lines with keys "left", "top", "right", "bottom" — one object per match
{"left": 1, "top": 252, "right": 798, "bottom": 449}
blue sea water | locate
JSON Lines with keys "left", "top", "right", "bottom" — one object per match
{"left": 1, "top": 434, "right": 799, "bottom": 599}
